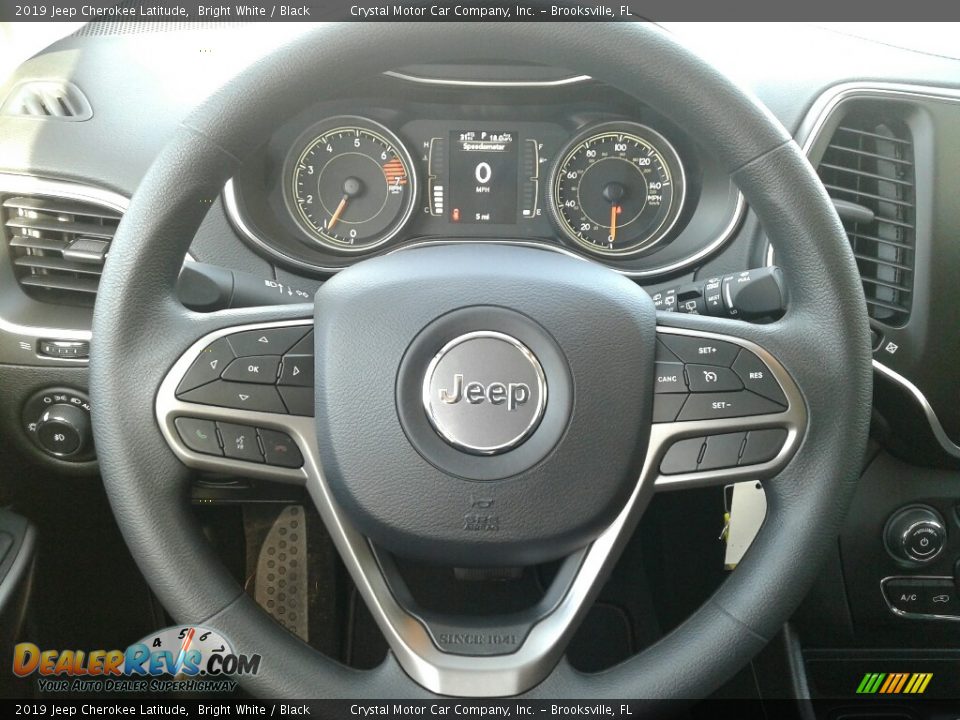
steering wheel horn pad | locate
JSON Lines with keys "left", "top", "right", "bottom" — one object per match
{"left": 313, "top": 244, "right": 655, "bottom": 566}
{"left": 92, "top": 23, "right": 871, "bottom": 699}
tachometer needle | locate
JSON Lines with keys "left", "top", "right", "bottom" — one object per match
{"left": 609, "top": 204, "right": 619, "bottom": 242}
{"left": 327, "top": 195, "right": 348, "bottom": 230}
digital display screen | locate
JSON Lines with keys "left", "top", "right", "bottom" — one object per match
{"left": 448, "top": 130, "right": 518, "bottom": 224}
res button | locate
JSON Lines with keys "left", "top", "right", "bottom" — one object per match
{"left": 732, "top": 350, "right": 787, "bottom": 405}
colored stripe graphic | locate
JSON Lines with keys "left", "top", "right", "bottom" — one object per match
{"left": 856, "top": 672, "right": 932, "bottom": 695}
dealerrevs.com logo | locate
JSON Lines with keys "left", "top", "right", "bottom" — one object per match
{"left": 12, "top": 626, "right": 260, "bottom": 693}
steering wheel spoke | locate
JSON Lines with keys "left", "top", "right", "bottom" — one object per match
{"left": 156, "top": 314, "right": 649, "bottom": 696}
{"left": 650, "top": 317, "right": 806, "bottom": 491}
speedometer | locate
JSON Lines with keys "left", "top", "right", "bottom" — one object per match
{"left": 284, "top": 116, "right": 418, "bottom": 253}
{"left": 549, "top": 122, "right": 685, "bottom": 258}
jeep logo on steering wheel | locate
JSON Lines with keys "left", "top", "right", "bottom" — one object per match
{"left": 438, "top": 374, "right": 531, "bottom": 411}
{"left": 422, "top": 331, "right": 546, "bottom": 455}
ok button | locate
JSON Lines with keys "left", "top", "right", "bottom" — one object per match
{"left": 221, "top": 355, "right": 281, "bottom": 384}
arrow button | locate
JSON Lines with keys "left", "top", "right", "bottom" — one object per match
{"left": 278, "top": 354, "right": 314, "bottom": 387}
{"left": 176, "top": 337, "right": 236, "bottom": 396}
{"left": 179, "top": 381, "right": 286, "bottom": 414}
{"left": 228, "top": 327, "right": 310, "bottom": 357}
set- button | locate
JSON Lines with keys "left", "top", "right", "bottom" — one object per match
{"left": 176, "top": 326, "right": 314, "bottom": 416}
{"left": 653, "top": 336, "right": 788, "bottom": 422}
{"left": 174, "top": 416, "right": 303, "bottom": 468}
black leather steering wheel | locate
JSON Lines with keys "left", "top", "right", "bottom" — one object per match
{"left": 90, "top": 23, "right": 872, "bottom": 699}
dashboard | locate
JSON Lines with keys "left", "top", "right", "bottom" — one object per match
{"left": 224, "top": 75, "right": 742, "bottom": 276}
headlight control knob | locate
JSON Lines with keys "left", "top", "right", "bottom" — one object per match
{"left": 22, "top": 388, "right": 95, "bottom": 462}
{"left": 884, "top": 505, "right": 946, "bottom": 565}
{"left": 35, "top": 403, "right": 90, "bottom": 458}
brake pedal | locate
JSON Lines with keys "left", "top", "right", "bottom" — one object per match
{"left": 254, "top": 505, "right": 308, "bottom": 641}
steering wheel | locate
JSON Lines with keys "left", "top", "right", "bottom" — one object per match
{"left": 90, "top": 23, "right": 871, "bottom": 698}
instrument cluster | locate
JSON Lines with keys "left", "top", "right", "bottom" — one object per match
{"left": 225, "top": 81, "right": 744, "bottom": 278}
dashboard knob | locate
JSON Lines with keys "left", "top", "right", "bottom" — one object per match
{"left": 884, "top": 505, "right": 947, "bottom": 565}
{"left": 35, "top": 403, "right": 91, "bottom": 458}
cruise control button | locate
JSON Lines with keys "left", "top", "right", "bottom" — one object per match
{"left": 179, "top": 381, "right": 286, "bottom": 413}
{"left": 258, "top": 428, "right": 304, "bottom": 468}
{"left": 699, "top": 432, "right": 746, "bottom": 471}
{"left": 176, "top": 337, "right": 236, "bottom": 395}
{"left": 685, "top": 364, "right": 743, "bottom": 393}
{"left": 740, "top": 429, "right": 788, "bottom": 465}
{"left": 654, "top": 362, "right": 686, "bottom": 393}
{"left": 660, "top": 437, "right": 705, "bottom": 475}
{"left": 732, "top": 350, "right": 787, "bottom": 405}
{"left": 676, "top": 391, "right": 786, "bottom": 422}
{"left": 279, "top": 386, "right": 314, "bottom": 417}
{"left": 278, "top": 355, "right": 314, "bottom": 387}
{"left": 221, "top": 356, "right": 281, "bottom": 384}
{"left": 653, "top": 394, "right": 687, "bottom": 423}
{"left": 228, "top": 327, "right": 310, "bottom": 357}
{"left": 217, "top": 422, "right": 264, "bottom": 463}
{"left": 659, "top": 335, "right": 739, "bottom": 366}
{"left": 174, "top": 417, "right": 222, "bottom": 456}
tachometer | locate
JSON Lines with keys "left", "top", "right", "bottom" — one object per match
{"left": 285, "top": 116, "right": 418, "bottom": 253}
{"left": 549, "top": 122, "right": 685, "bottom": 257}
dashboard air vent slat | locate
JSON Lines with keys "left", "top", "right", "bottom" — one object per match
{"left": 13, "top": 255, "right": 104, "bottom": 275}
{"left": 8, "top": 235, "right": 69, "bottom": 252}
{"left": 0, "top": 81, "right": 93, "bottom": 121}
{"left": 18, "top": 274, "right": 100, "bottom": 295}
{"left": 2, "top": 194, "right": 121, "bottom": 306}
{"left": 817, "top": 113, "right": 916, "bottom": 326}
{"left": 5, "top": 215, "right": 117, "bottom": 239}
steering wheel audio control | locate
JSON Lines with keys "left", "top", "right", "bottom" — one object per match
{"left": 884, "top": 505, "right": 947, "bottom": 565}
{"left": 22, "top": 388, "right": 95, "bottom": 462}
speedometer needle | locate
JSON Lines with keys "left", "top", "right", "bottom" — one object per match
{"left": 327, "top": 196, "right": 348, "bottom": 230}
{"left": 609, "top": 204, "right": 619, "bottom": 243}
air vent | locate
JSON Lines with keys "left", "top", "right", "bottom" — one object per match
{"left": 2, "top": 195, "right": 120, "bottom": 306}
{"left": 817, "top": 109, "right": 915, "bottom": 326}
{"left": 0, "top": 81, "right": 92, "bottom": 121}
